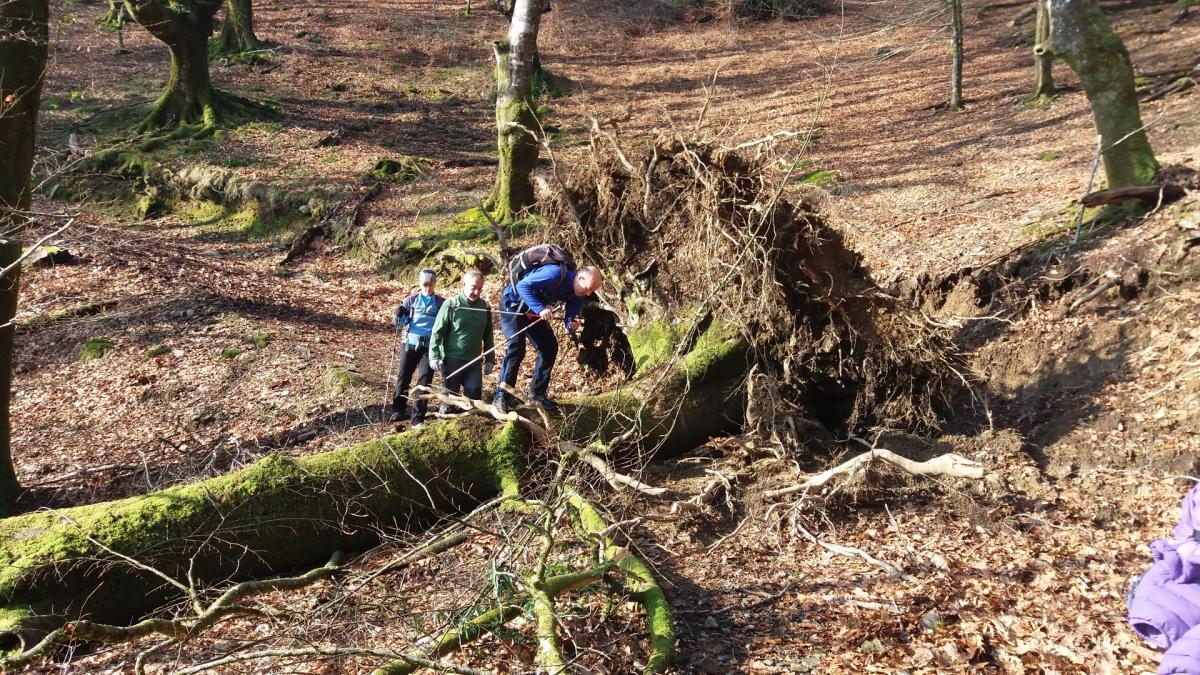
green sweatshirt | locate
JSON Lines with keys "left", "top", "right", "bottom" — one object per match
{"left": 430, "top": 294, "right": 495, "bottom": 363}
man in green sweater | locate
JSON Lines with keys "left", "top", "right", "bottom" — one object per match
{"left": 429, "top": 270, "right": 495, "bottom": 406}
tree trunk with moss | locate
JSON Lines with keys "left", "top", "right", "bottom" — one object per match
{"left": 0, "top": 0, "right": 49, "bottom": 514}
{"left": 948, "top": 0, "right": 964, "bottom": 110}
{"left": 124, "top": 0, "right": 260, "bottom": 131}
{"left": 483, "top": 0, "right": 544, "bottom": 225}
{"left": 214, "top": 0, "right": 263, "bottom": 55}
{"left": 0, "top": 320, "right": 744, "bottom": 646}
{"left": 0, "top": 422, "right": 527, "bottom": 646}
{"left": 1030, "top": 0, "right": 1056, "bottom": 99}
{"left": 1048, "top": 0, "right": 1158, "bottom": 187}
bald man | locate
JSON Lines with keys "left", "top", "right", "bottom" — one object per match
{"left": 494, "top": 262, "right": 603, "bottom": 413}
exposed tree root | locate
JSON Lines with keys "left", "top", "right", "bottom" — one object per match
{"left": 136, "top": 86, "right": 267, "bottom": 134}
{"left": 763, "top": 440, "right": 985, "bottom": 499}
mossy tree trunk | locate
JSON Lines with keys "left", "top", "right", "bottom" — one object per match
{"left": 0, "top": 422, "right": 527, "bottom": 643}
{"left": 483, "top": 0, "right": 544, "bottom": 225}
{"left": 1030, "top": 0, "right": 1056, "bottom": 99}
{"left": 214, "top": 0, "right": 263, "bottom": 55}
{"left": 1048, "top": 0, "right": 1158, "bottom": 187}
{"left": 124, "top": 0, "right": 259, "bottom": 131}
{"left": 0, "top": 0, "right": 49, "bottom": 513}
{"left": 0, "top": 319, "right": 745, "bottom": 641}
{"left": 948, "top": 0, "right": 964, "bottom": 110}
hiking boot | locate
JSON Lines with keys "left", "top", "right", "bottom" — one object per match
{"left": 494, "top": 396, "right": 512, "bottom": 413}
{"left": 411, "top": 421, "right": 426, "bottom": 430}
{"left": 388, "top": 411, "right": 404, "bottom": 423}
{"left": 531, "top": 396, "right": 559, "bottom": 413}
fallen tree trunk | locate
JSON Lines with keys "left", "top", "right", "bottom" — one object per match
{"left": 0, "top": 320, "right": 746, "bottom": 648}
{"left": 0, "top": 420, "right": 526, "bottom": 647}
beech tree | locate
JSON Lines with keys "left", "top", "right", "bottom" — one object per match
{"left": 213, "top": 0, "right": 263, "bottom": 55}
{"left": 1047, "top": 0, "right": 1157, "bottom": 187}
{"left": 0, "top": 0, "right": 49, "bottom": 512}
{"left": 483, "top": 0, "right": 545, "bottom": 225}
{"left": 948, "top": 0, "right": 964, "bottom": 109}
{"left": 124, "top": 0, "right": 260, "bottom": 132}
{"left": 1030, "top": 0, "right": 1056, "bottom": 100}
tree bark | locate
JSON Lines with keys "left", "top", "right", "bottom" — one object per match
{"left": 483, "top": 0, "right": 544, "bottom": 225}
{"left": 948, "top": 0, "right": 965, "bottom": 110}
{"left": 0, "top": 0, "right": 49, "bottom": 513}
{"left": 214, "top": 0, "right": 263, "bottom": 55}
{"left": 1031, "top": 0, "right": 1056, "bottom": 99}
{"left": 1048, "top": 0, "right": 1158, "bottom": 187}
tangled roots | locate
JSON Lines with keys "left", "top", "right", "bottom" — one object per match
{"left": 545, "top": 133, "right": 971, "bottom": 438}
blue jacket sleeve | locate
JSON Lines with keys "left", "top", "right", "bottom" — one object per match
{"left": 563, "top": 296, "right": 584, "bottom": 332}
{"left": 515, "top": 265, "right": 563, "bottom": 314}
{"left": 394, "top": 296, "right": 413, "bottom": 329}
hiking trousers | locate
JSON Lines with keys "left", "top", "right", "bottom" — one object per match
{"left": 497, "top": 300, "right": 558, "bottom": 401}
{"left": 393, "top": 342, "right": 433, "bottom": 423}
{"left": 442, "top": 357, "right": 483, "bottom": 402}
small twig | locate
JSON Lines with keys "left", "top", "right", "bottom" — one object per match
{"left": 1066, "top": 270, "right": 1120, "bottom": 314}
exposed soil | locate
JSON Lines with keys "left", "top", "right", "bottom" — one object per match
{"left": 11, "top": 0, "right": 1200, "bottom": 671}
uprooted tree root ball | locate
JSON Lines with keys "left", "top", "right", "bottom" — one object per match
{"left": 546, "top": 133, "right": 972, "bottom": 441}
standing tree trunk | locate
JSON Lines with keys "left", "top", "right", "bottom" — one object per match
{"left": 214, "top": 0, "right": 263, "bottom": 55}
{"left": 948, "top": 0, "right": 965, "bottom": 110}
{"left": 1048, "top": 0, "right": 1158, "bottom": 187}
{"left": 1030, "top": 0, "right": 1056, "bottom": 100}
{"left": 124, "top": 0, "right": 261, "bottom": 132}
{"left": 0, "top": 0, "right": 49, "bottom": 512}
{"left": 483, "top": 0, "right": 545, "bottom": 225}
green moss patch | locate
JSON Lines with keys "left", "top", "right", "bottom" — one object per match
{"left": 78, "top": 337, "right": 116, "bottom": 362}
{"left": 144, "top": 344, "right": 171, "bottom": 359}
{"left": 323, "top": 366, "right": 363, "bottom": 394}
{"left": 367, "top": 156, "right": 429, "bottom": 185}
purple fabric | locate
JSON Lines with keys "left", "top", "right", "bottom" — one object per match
{"left": 1178, "top": 485, "right": 1200, "bottom": 544}
{"left": 1129, "top": 543, "right": 1200, "bottom": 648}
{"left": 1128, "top": 484, "right": 1200, "bottom": 675}
{"left": 1162, "top": 623, "right": 1200, "bottom": 674}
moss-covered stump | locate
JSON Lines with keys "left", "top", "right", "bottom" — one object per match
{"left": 0, "top": 421, "right": 526, "bottom": 648}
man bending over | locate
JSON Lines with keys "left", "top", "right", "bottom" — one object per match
{"left": 495, "top": 253, "right": 603, "bottom": 413}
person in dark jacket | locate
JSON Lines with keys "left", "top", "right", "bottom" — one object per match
{"left": 494, "top": 263, "right": 602, "bottom": 412}
{"left": 389, "top": 269, "right": 444, "bottom": 427}
{"left": 429, "top": 270, "right": 495, "bottom": 406}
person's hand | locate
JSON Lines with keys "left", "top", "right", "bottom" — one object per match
{"left": 568, "top": 317, "right": 582, "bottom": 333}
{"left": 483, "top": 359, "right": 495, "bottom": 376}
{"left": 429, "top": 359, "right": 443, "bottom": 371}
{"left": 538, "top": 308, "right": 554, "bottom": 323}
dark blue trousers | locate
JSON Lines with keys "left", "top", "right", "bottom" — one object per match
{"left": 497, "top": 300, "right": 558, "bottom": 401}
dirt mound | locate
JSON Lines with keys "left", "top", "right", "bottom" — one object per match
{"left": 545, "top": 134, "right": 969, "bottom": 436}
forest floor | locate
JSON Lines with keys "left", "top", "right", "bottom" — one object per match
{"left": 11, "top": 0, "right": 1200, "bottom": 671}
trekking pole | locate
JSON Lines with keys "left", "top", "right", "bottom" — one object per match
{"left": 452, "top": 306, "right": 541, "bottom": 317}
{"left": 440, "top": 315, "right": 545, "bottom": 383}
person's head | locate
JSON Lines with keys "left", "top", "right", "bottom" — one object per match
{"left": 417, "top": 268, "right": 437, "bottom": 295}
{"left": 573, "top": 266, "right": 603, "bottom": 297}
{"left": 462, "top": 270, "right": 484, "bottom": 302}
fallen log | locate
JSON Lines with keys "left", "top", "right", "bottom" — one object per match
{"left": 1080, "top": 183, "right": 1185, "bottom": 208}
{"left": 0, "top": 420, "right": 527, "bottom": 648}
{"left": 0, "top": 321, "right": 747, "bottom": 650}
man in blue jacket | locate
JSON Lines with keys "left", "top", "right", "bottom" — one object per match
{"left": 389, "top": 269, "right": 444, "bottom": 426}
{"left": 494, "top": 263, "right": 603, "bottom": 412}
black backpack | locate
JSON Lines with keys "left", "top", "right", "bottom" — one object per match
{"left": 508, "top": 244, "right": 576, "bottom": 289}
